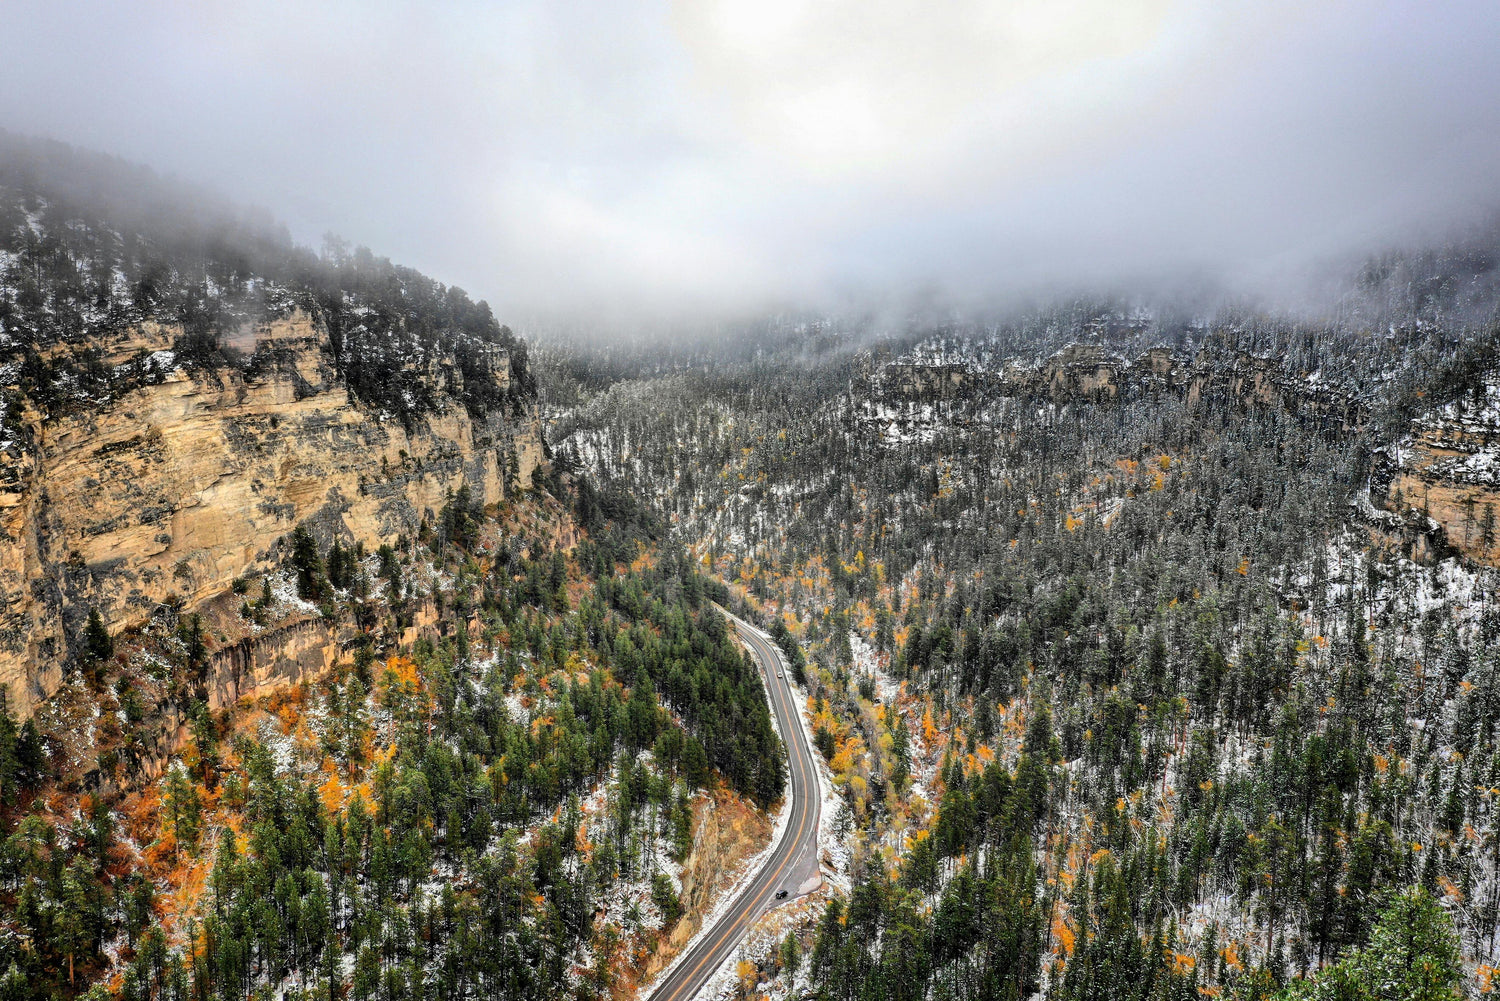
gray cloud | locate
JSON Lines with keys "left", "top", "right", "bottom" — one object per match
{"left": 3, "top": 0, "right": 1498, "bottom": 324}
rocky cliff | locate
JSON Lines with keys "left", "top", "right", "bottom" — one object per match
{"left": 877, "top": 342, "right": 1366, "bottom": 428}
{"left": 1374, "top": 382, "right": 1500, "bottom": 566}
{"left": 0, "top": 310, "right": 544, "bottom": 717}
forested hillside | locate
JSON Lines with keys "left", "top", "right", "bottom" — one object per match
{"left": 0, "top": 472, "right": 786, "bottom": 1001}
{"left": 0, "top": 132, "right": 549, "bottom": 720}
{"left": 0, "top": 136, "right": 787, "bottom": 1001}
{"left": 0, "top": 131, "right": 532, "bottom": 425}
{"left": 8, "top": 125, "right": 1500, "bottom": 1001}
{"left": 546, "top": 291, "right": 1500, "bottom": 999}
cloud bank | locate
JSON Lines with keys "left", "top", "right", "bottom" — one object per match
{"left": 3, "top": 0, "right": 1498, "bottom": 323}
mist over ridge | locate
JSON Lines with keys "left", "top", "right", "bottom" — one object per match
{"left": 1, "top": 1, "right": 1497, "bottom": 327}
{"left": 9, "top": 7, "right": 1500, "bottom": 1001}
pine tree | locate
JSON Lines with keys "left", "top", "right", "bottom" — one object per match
{"left": 1278, "top": 888, "right": 1464, "bottom": 1000}
{"left": 290, "top": 525, "right": 326, "bottom": 600}
{"left": 81, "top": 607, "right": 113, "bottom": 677}
{"left": 164, "top": 763, "right": 201, "bottom": 857}
{"left": 0, "top": 686, "right": 18, "bottom": 805}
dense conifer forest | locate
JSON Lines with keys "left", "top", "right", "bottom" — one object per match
{"left": 0, "top": 473, "right": 786, "bottom": 1001}
{"left": 545, "top": 289, "right": 1500, "bottom": 999}
{"left": 0, "top": 137, "right": 788, "bottom": 1001}
{"left": 6, "top": 130, "right": 1500, "bottom": 1001}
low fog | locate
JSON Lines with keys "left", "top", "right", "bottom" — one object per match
{"left": 3, "top": 0, "right": 1499, "bottom": 325}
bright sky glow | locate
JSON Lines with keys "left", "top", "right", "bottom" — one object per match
{"left": 2, "top": 0, "right": 1497, "bottom": 323}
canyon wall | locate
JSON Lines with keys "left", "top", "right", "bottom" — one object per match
{"left": 0, "top": 311, "right": 543, "bottom": 717}
{"left": 878, "top": 343, "right": 1366, "bottom": 429}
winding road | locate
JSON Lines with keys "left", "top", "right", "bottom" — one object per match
{"left": 646, "top": 611, "right": 823, "bottom": 1001}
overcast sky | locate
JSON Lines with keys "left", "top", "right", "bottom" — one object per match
{"left": 3, "top": 0, "right": 1499, "bottom": 323}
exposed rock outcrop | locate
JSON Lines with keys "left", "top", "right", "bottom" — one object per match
{"left": 0, "top": 311, "right": 544, "bottom": 717}
{"left": 876, "top": 342, "right": 1366, "bottom": 429}
{"left": 1377, "top": 390, "right": 1500, "bottom": 565}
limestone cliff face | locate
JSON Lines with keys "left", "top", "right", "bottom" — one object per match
{"left": 0, "top": 311, "right": 544, "bottom": 717}
{"left": 877, "top": 344, "right": 1365, "bottom": 428}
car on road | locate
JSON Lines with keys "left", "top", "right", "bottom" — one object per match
{"left": 775, "top": 890, "right": 788, "bottom": 900}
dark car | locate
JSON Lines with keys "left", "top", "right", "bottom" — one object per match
{"left": 775, "top": 889, "right": 789, "bottom": 900}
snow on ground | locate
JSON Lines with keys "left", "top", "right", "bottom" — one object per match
{"left": 647, "top": 747, "right": 794, "bottom": 999}
{"left": 267, "top": 568, "right": 323, "bottom": 617}
{"left": 1315, "top": 526, "right": 1486, "bottom": 632}
{"left": 850, "top": 631, "right": 899, "bottom": 706}
{"left": 258, "top": 717, "right": 297, "bottom": 776}
{"left": 1401, "top": 379, "right": 1500, "bottom": 486}
{"left": 1418, "top": 379, "right": 1500, "bottom": 435}
{"left": 810, "top": 722, "right": 852, "bottom": 893}
{"left": 787, "top": 653, "right": 850, "bottom": 891}
{"left": 1431, "top": 447, "right": 1500, "bottom": 485}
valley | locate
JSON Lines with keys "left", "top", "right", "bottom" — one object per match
{"left": 4, "top": 132, "right": 1500, "bottom": 1001}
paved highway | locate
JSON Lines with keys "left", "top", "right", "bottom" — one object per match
{"left": 646, "top": 611, "right": 822, "bottom": 1001}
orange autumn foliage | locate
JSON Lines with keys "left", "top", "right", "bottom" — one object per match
{"left": 1052, "top": 909, "right": 1076, "bottom": 957}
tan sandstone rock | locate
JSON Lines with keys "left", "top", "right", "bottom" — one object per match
{"left": 0, "top": 311, "right": 543, "bottom": 718}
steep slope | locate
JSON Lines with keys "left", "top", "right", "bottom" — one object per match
{"left": 0, "top": 133, "right": 543, "bottom": 717}
{"left": 545, "top": 310, "right": 1500, "bottom": 1000}
{"left": 0, "top": 470, "right": 787, "bottom": 1001}
{"left": 0, "top": 137, "right": 794, "bottom": 1001}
